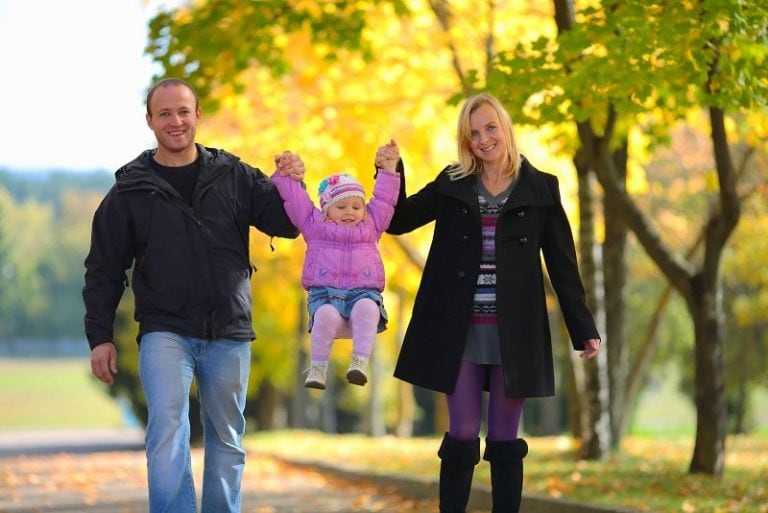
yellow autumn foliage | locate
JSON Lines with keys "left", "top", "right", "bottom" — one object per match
{"left": 191, "top": 1, "right": 574, "bottom": 391}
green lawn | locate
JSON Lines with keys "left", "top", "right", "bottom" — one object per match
{"left": 628, "top": 363, "right": 697, "bottom": 437}
{"left": 246, "top": 430, "right": 768, "bottom": 513}
{"left": 0, "top": 358, "right": 124, "bottom": 429}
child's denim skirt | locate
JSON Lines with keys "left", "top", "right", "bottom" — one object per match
{"left": 307, "top": 286, "right": 388, "bottom": 333}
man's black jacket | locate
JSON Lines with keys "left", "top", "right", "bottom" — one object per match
{"left": 83, "top": 145, "right": 299, "bottom": 349}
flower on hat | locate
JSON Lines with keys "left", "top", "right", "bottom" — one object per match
{"left": 318, "top": 173, "right": 366, "bottom": 213}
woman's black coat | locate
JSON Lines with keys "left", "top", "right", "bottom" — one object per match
{"left": 387, "top": 158, "right": 600, "bottom": 398}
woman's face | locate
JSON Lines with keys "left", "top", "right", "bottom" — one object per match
{"left": 468, "top": 103, "right": 507, "bottom": 168}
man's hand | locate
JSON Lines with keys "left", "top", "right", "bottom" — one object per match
{"left": 91, "top": 342, "right": 118, "bottom": 385}
{"left": 274, "top": 151, "right": 305, "bottom": 181}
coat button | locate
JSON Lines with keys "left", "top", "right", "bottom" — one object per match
{"left": 519, "top": 237, "right": 528, "bottom": 244}
{"left": 461, "top": 234, "right": 469, "bottom": 241}
{"left": 457, "top": 270, "right": 466, "bottom": 278}
{"left": 461, "top": 208, "right": 469, "bottom": 215}
{"left": 517, "top": 210, "right": 526, "bottom": 217}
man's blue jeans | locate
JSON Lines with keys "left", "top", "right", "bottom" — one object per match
{"left": 139, "top": 331, "right": 251, "bottom": 513}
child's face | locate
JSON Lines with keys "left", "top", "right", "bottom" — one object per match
{"left": 326, "top": 197, "right": 365, "bottom": 225}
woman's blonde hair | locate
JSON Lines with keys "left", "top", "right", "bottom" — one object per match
{"left": 448, "top": 93, "right": 522, "bottom": 180}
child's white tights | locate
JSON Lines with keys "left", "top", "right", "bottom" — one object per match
{"left": 310, "top": 298, "right": 380, "bottom": 362}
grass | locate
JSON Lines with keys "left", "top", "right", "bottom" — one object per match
{"left": 0, "top": 358, "right": 124, "bottom": 429}
{"left": 246, "top": 430, "right": 768, "bottom": 513}
{"left": 627, "top": 363, "right": 697, "bottom": 437}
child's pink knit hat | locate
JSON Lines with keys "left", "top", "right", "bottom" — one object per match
{"left": 318, "top": 173, "right": 366, "bottom": 212}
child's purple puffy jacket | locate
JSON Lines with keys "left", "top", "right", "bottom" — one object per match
{"left": 271, "top": 170, "right": 400, "bottom": 291}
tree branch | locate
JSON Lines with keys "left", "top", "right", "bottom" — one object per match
{"left": 484, "top": 0, "right": 496, "bottom": 80}
{"left": 576, "top": 121, "right": 695, "bottom": 297}
{"left": 428, "top": 0, "right": 469, "bottom": 92}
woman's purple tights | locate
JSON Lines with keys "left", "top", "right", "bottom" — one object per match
{"left": 447, "top": 360, "right": 524, "bottom": 441}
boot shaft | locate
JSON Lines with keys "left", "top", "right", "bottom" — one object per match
{"left": 438, "top": 433, "right": 480, "bottom": 513}
{"left": 483, "top": 438, "right": 528, "bottom": 513}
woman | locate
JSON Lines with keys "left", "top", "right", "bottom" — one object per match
{"left": 377, "top": 93, "right": 600, "bottom": 513}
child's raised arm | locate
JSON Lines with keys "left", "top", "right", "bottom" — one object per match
{"left": 271, "top": 152, "right": 317, "bottom": 231}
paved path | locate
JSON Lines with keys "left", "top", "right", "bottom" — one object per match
{"left": 0, "top": 429, "right": 636, "bottom": 513}
{"left": 0, "top": 445, "right": 441, "bottom": 513}
{"left": 0, "top": 428, "right": 146, "bottom": 458}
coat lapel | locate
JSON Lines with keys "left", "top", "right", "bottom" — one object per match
{"left": 435, "top": 158, "right": 554, "bottom": 218}
{"left": 503, "top": 158, "right": 554, "bottom": 212}
{"left": 441, "top": 173, "right": 481, "bottom": 220}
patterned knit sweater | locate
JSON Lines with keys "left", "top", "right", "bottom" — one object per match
{"left": 470, "top": 192, "right": 505, "bottom": 325}
{"left": 462, "top": 181, "right": 514, "bottom": 365}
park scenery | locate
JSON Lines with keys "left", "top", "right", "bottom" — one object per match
{"left": 1, "top": 1, "right": 767, "bottom": 513}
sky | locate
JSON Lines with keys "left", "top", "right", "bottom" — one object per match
{"left": 0, "top": 0, "right": 180, "bottom": 173}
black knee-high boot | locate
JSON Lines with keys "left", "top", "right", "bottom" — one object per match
{"left": 482, "top": 438, "right": 528, "bottom": 513}
{"left": 438, "top": 433, "right": 481, "bottom": 513}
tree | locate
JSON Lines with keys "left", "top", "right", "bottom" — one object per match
{"left": 485, "top": 0, "right": 768, "bottom": 474}
{"left": 0, "top": 191, "right": 56, "bottom": 338}
{"left": 0, "top": 188, "right": 13, "bottom": 339}
{"left": 0, "top": 172, "right": 111, "bottom": 342}
{"left": 146, "top": 0, "right": 409, "bottom": 112}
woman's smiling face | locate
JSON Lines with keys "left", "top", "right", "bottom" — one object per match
{"left": 469, "top": 103, "right": 507, "bottom": 167}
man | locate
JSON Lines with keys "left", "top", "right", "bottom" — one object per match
{"left": 83, "top": 77, "right": 302, "bottom": 512}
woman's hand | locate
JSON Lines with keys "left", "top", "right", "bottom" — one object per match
{"left": 375, "top": 139, "right": 400, "bottom": 172}
{"left": 580, "top": 338, "right": 601, "bottom": 359}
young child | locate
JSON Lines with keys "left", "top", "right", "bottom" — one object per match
{"left": 272, "top": 142, "right": 400, "bottom": 389}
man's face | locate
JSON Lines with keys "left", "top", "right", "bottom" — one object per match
{"left": 145, "top": 84, "right": 200, "bottom": 157}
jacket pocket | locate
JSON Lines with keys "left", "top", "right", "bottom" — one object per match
{"left": 497, "top": 234, "right": 534, "bottom": 249}
{"left": 134, "top": 250, "right": 193, "bottom": 313}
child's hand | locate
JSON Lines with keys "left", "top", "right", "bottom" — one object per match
{"left": 375, "top": 139, "right": 400, "bottom": 173}
{"left": 274, "top": 151, "right": 305, "bottom": 181}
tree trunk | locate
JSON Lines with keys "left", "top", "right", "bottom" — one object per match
{"left": 290, "top": 294, "right": 309, "bottom": 428}
{"left": 393, "top": 288, "right": 415, "bottom": 437}
{"left": 687, "top": 283, "right": 726, "bottom": 475}
{"left": 556, "top": 0, "right": 611, "bottom": 461}
{"left": 576, "top": 167, "right": 611, "bottom": 459}
{"left": 320, "top": 368, "right": 338, "bottom": 433}
{"left": 604, "top": 142, "right": 629, "bottom": 447}
{"left": 686, "top": 106, "right": 741, "bottom": 475}
{"left": 369, "top": 349, "right": 386, "bottom": 436}
{"left": 254, "top": 382, "right": 277, "bottom": 430}
{"left": 435, "top": 391, "right": 449, "bottom": 435}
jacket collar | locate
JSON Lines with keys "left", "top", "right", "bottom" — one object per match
{"left": 439, "top": 157, "right": 554, "bottom": 212}
{"left": 503, "top": 158, "right": 554, "bottom": 210}
{"left": 115, "top": 144, "right": 239, "bottom": 197}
